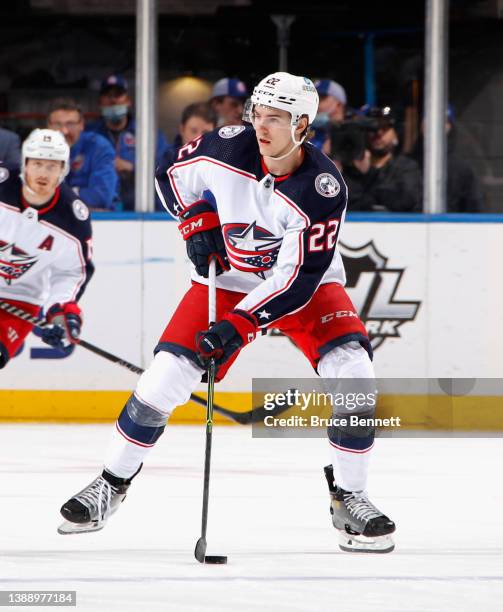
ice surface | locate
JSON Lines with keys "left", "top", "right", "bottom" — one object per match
{"left": 1, "top": 423, "right": 502, "bottom": 611}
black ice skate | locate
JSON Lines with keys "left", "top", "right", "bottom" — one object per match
{"left": 57, "top": 466, "right": 141, "bottom": 535}
{"left": 324, "top": 465, "right": 395, "bottom": 553}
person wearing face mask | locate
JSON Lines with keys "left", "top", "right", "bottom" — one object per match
{"left": 86, "top": 75, "right": 169, "bottom": 211}
{"left": 310, "top": 79, "right": 347, "bottom": 154}
{"left": 341, "top": 106, "right": 422, "bottom": 212}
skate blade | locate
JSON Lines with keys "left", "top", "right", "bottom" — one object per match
{"left": 338, "top": 531, "right": 395, "bottom": 554}
{"left": 57, "top": 519, "right": 105, "bottom": 535}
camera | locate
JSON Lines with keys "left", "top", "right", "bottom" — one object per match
{"left": 330, "top": 107, "right": 396, "bottom": 166}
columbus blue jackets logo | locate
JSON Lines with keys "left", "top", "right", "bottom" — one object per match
{"left": 315, "top": 173, "right": 340, "bottom": 198}
{"left": 339, "top": 241, "right": 421, "bottom": 350}
{"left": 219, "top": 125, "right": 246, "bottom": 139}
{"left": 0, "top": 241, "right": 38, "bottom": 284}
{"left": 223, "top": 221, "right": 282, "bottom": 279}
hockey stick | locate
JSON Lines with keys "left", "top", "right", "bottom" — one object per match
{"left": 0, "top": 299, "right": 292, "bottom": 425}
{"left": 194, "top": 259, "right": 227, "bottom": 564}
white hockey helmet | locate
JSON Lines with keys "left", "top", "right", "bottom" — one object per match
{"left": 244, "top": 72, "right": 319, "bottom": 160}
{"left": 245, "top": 72, "right": 319, "bottom": 126}
{"left": 21, "top": 129, "right": 70, "bottom": 186}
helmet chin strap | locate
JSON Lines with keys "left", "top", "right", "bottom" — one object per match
{"left": 20, "top": 173, "right": 37, "bottom": 196}
{"left": 264, "top": 125, "right": 306, "bottom": 161}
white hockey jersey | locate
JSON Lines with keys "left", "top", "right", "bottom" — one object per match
{"left": 155, "top": 125, "right": 347, "bottom": 327}
{"left": 0, "top": 166, "right": 94, "bottom": 308}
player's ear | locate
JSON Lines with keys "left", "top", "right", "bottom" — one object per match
{"left": 297, "top": 115, "right": 309, "bottom": 138}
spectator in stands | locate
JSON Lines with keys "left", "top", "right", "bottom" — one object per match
{"left": 171, "top": 102, "right": 217, "bottom": 149}
{"left": 409, "top": 105, "right": 483, "bottom": 212}
{"left": 47, "top": 98, "right": 118, "bottom": 211}
{"left": 316, "top": 79, "right": 347, "bottom": 122}
{"left": 0, "top": 126, "right": 21, "bottom": 165}
{"left": 210, "top": 78, "right": 248, "bottom": 127}
{"left": 156, "top": 102, "right": 217, "bottom": 211}
{"left": 341, "top": 106, "right": 422, "bottom": 212}
{"left": 311, "top": 79, "right": 347, "bottom": 153}
{"left": 86, "top": 74, "right": 169, "bottom": 211}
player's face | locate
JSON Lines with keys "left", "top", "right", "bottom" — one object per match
{"left": 48, "top": 110, "right": 84, "bottom": 147}
{"left": 24, "top": 159, "right": 63, "bottom": 197}
{"left": 179, "top": 116, "right": 215, "bottom": 145}
{"left": 252, "top": 105, "right": 294, "bottom": 157}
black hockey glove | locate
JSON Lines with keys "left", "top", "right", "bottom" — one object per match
{"left": 42, "top": 302, "right": 82, "bottom": 349}
{"left": 196, "top": 310, "right": 258, "bottom": 368}
{"left": 178, "top": 200, "right": 229, "bottom": 278}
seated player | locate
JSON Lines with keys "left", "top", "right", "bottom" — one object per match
{"left": 59, "top": 73, "right": 396, "bottom": 553}
{"left": 0, "top": 129, "right": 94, "bottom": 369}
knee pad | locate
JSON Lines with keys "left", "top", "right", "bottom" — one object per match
{"left": 135, "top": 351, "right": 203, "bottom": 417}
{"left": 117, "top": 393, "right": 167, "bottom": 447}
{"left": 319, "top": 342, "right": 376, "bottom": 452}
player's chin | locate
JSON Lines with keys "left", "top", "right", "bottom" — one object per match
{"left": 258, "top": 141, "right": 273, "bottom": 156}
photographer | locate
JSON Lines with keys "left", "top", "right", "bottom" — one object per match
{"left": 333, "top": 106, "right": 422, "bottom": 212}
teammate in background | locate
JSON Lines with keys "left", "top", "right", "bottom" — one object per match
{"left": 59, "top": 73, "right": 396, "bottom": 554}
{"left": 47, "top": 98, "right": 119, "bottom": 211}
{"left": 210, "top": 78, "right": 249, "bottom": 127}
{"left": 0, "top": 129, "right": 94, "bottom": 369}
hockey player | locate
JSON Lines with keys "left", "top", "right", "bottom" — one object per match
{"left": 59, "top": 73, "right": 395, "bottom": 553}
{"left": 0, "top": 129, "right": 94, "bottom": 369}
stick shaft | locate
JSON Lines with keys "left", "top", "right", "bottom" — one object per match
{"left": 200, "top": 259, "right": 217, "bottom": 540}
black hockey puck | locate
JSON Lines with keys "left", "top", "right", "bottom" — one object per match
{"left": 204, "top": 555, "right": 227, "bottom": 564}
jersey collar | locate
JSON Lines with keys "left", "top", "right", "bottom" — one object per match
{"left": 21, "top": 186, "right": 61, "bottom": 215}
{"left": 260, "top": 148, "right": 305, "bottom": 184}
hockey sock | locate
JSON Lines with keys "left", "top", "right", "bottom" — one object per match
{"left": 104, "top": 394, "right": 167, "bottom": 479}
{"left": 328, "top": 441, "right": 372, "bottom": 492}
{"left": 103, "top": 352, "right": 204, "bottom": 479}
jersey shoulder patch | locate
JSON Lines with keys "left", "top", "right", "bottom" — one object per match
{"left": 218, "top": 125, "right": 246, "bottom": 139}
{"left": 71, "top": 199, "right": 90, "bottom": 221}
{"left": 43, "top": 183, "right": 92, "bottom": 242}
{"left": 314, "top": 172, "right": 341, "bottom": 198}
{"left": 0, "top": 166, "right": 10, "bottom": 183}
{"left": 277, "top": 151, "right": 346, "bottom": 224}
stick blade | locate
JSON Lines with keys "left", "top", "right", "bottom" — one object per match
{"left": 194, "top": 537, "right": 207, "bottom": 563}
{"left": 204, "top": 555, "right": 227, "bottom": 564}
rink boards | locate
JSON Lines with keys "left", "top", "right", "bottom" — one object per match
{"left": 1, "top": 213, "right": 503, "bottom": 427}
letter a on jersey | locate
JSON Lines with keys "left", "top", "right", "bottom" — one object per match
{"left": 38, "top": 235, "right": 54, "bottom": 251}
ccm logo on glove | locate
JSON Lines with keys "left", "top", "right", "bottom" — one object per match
{"left": 177, "top": 200, "right": 230, "bottom": 278}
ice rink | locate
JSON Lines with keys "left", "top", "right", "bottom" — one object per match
{"left": 1, "top": 422, "right": 502, "bottom": 611}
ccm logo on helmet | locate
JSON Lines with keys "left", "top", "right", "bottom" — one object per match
{"left": 321, "top": 311, "right": 358, "bottom": 323}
